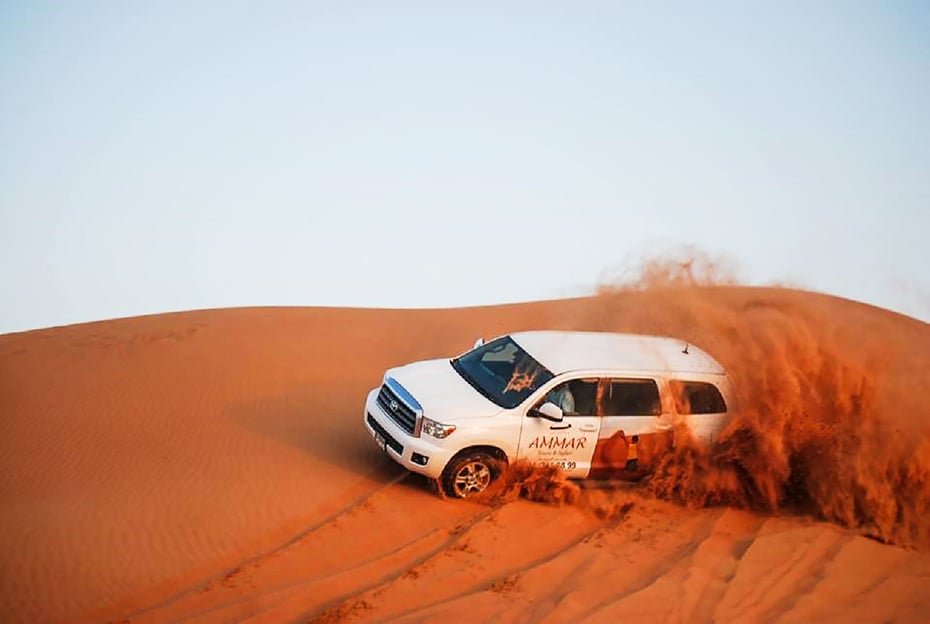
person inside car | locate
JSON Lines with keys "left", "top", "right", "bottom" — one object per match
{"left": 546, "top": 383, "right": 575, "bottom": 414}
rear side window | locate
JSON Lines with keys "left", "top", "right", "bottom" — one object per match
{"left": 603, "top": 379, "right": 662, "bottom": 416}
{"left": 670, "top": 380, "right": 727, "bottom": 414}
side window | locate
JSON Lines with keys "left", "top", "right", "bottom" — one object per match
{"left": 603, "top": 379, "right": 661, "bottom": 416}
{"left": 540, "top": 379, "right": 599, "bottom": 416}
{"left": 669, "top": 380, "right": 727, "bottom": 414}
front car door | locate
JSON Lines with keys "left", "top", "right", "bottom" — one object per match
{"left": 517, "top": 378, "right": 601, "bottom": 478}
{"left": 590, "top": 377, "right": 672, "bottom": 478}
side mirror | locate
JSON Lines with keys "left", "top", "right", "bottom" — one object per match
{"left": 534, "top": 402, "right": 564, "bottom": 422}
{"left": 473, "top": 337, "right": 484, "bottom": 349}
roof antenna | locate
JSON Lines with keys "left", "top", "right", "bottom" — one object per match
{"left": 682, "top": 342, "right": 690, "bottom": 354}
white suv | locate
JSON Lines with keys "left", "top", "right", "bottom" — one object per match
{"left": 363, "top": 331, "right": 733, "bottom": 498}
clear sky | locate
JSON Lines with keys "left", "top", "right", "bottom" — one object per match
{"left": 2, "top": 1, "right": 928, "bottom": 333}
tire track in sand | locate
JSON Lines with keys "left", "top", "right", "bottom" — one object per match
{"left": 305, "top": 498, "right": 626, "bottom": 624}
{"left": 114, "top": 470, "right": 414, "bottom": 623}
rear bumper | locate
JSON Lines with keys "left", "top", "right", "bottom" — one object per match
{"left": 362, "top": 388, "right": 454, "bottom": 480}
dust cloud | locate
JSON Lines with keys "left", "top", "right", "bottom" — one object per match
{"left": 578, "top": 249, "right": 930, "bottom": 547}
{"left": 481, "top": 460, "right": 581, "bottom": 506}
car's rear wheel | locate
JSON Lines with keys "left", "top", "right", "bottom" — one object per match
{"left": 441, "top": 451, "right": 498, "bottom": 498}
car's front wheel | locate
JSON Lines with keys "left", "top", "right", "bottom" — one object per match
{"left": 441, "top": 451, "right": 499, "bottom": 498}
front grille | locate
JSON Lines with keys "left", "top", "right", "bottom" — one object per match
{"left": 367, "top": 413, "right": 404, "bottom": 455}
{"left": 377, "top": 383, "right": 417, "bottom": 434}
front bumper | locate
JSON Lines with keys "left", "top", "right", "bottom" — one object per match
{"left": 363, "top": 388, "right": 454, "bottom": 480}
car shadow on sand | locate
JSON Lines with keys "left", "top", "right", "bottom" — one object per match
{"left": 226, "top": 381, "right": 435, "bottom": 492}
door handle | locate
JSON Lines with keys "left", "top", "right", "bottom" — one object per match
{"left": 549, "top": 424, "right": 572, "bottom": 430}
{"left": 579, "top": 425, "right": 597, "bottom": 432}
{"left": 655, "top": 424, "right": 673, "bottom": 431}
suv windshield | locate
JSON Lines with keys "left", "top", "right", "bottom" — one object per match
{"left": 451, "top": 336, "right": 554, "bottom": 409}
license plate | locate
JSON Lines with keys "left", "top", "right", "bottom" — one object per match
{"left": 373, "top": 431, "right": 387, "bottom": 452}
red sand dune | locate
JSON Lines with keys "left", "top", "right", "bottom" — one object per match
{"left": 1, "top": 286, "right": 928, "bottom": 623}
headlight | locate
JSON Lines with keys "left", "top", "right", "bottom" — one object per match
{"left": 421, "top": 416, "right": 456, "bottom": 439}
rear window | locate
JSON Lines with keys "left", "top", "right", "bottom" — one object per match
{"left": 670, "top": 380, "right": 727, "bottom": 414}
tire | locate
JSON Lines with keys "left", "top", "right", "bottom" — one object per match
{"left": 441, "top": 451, "right": 499, "bottom": 498}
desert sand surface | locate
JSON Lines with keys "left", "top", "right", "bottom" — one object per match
{"left": 1, "top": 286, "right": 929, "bottom": 623}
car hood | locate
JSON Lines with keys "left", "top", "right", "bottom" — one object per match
{"left": 386, "top": 358, "right": 503, "bottom": 421}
